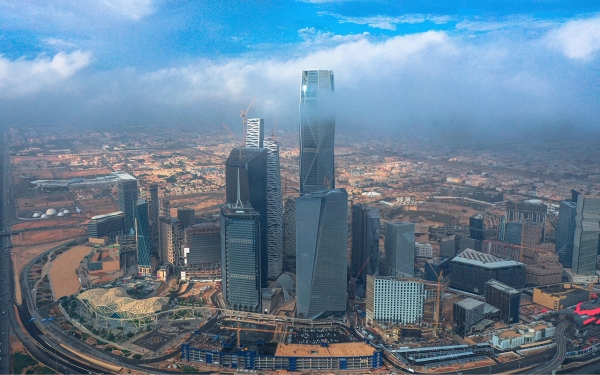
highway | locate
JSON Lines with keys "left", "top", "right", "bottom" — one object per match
{"left": 1, "top": 130, "right": 13, "bottom": 373}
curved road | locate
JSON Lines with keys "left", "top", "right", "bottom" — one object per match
{"left": 528, "top": 320, "right": 571, "bottom": 375}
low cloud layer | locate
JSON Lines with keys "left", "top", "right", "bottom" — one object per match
{"left": 1, "top": 16, "right": 599, "bottom": 140}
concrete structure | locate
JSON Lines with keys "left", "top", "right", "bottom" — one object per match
{"left": 564, "top": 268, "right": 599, "bottom": 284}
{"left": 177, "top": 208, "right": 196, "bottom": 229}
{"left": 556, "top": 200, "right": 577, "bottom": 268}
{"left": 264, "top": 139, "right": 284, "bottom": 281}
{"left": 490, "top": 322, "right": 556, "bottom": 350}
{"left": 221, "top": 204, "right": 262, "bottom": 312}
{"left": 533, "top": 283, "right": 591, "bottom": 310}
{"left": 159, "top": 217, "right": 181, "bottom": 265}
{"left": 351, "top": 204, "right": 380, "bottom": 286}
{"left": 415, "top": 242, "right": 433, "bottom": 258}
{"left": 384, "top": 222, "right": 415, "bottom": 277}
{"left": 296, "top": 189, "right": 348, "bottom": 319}
{"left": 481, "top": 240, "right": 522, "bottom": 262}
{"left": 453, "top": 298, "right": 485, "bottom": 337}
{"left": 299, "top": 70, "right": 335, "bottom": 195}
{"left": 365, "top": 275, "right": 426, "bottom": 326}
{"left": 451, "top": 249, "right": 526, "bottom": 294}
{"left": 521, "top": 247, "right": 563, "bottom": 285}
{"left": 117, "top": 172, "right": 138, "bottom": 233}
{"left": 572, "top": 195, "right": 600, "bottom": 276}
{"left": 506, "top": 200, "right": 548, "bottom": 241}
{"left": 485, "top": 280, "right": 521, "bottom": 325}
{"left": 87, "top": 211, "right": 124, "bottom": 239}
{"left": 226, "top": 147, "right": 268, "bottom": 287}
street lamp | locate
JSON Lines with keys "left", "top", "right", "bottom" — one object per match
{"left": 518, "top": 359, "right": 522, "bottom": 369}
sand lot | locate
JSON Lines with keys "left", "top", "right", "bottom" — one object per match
{"left": 49, "top": 245, "right": 92, "bottom": 299}
{"left": 11, "top": 228, "right": 86, "bottom": 246}
{"left": 16, "top": 193, "right": 73, "bottom": 212}
{"left": 11, "top": 218, "right": 82, "bottom": 230}
{"left": 55, "top": 168, "right": 112, "bottom": 179}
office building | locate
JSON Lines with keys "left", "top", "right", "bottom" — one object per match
{"left": 384, "top": 222, "right": 415, "bottom": 277}
{"left": 469, "top": 214, "right": 484, "bottom": 241}
{"left": 135, "top": 199, "right": 152, "bottom": 275}
{"left": 506, "top": 200, "right": 548, "bottom": 241}
{"left": 504, "top": 221, "right": 543, "bottom": 249}
{"left": 226, "top": 147, "right": 268, "bottom": 286}
{"left": 415, "top": 242, "right": 433, "bottom": 258}
{"left": 572, "top": 196, "right": 600, "bottom": 276}
{"left": 221, "top": 204, "right": 262, "bottom": 312}
{"left": 556, "top": 200, "right": 577, "bottom": 268}
{"left": 533, "top": 283, "right": 590, "bottom": 310}
{"left": 351, "top": 204, "right": 380, "bottom": 286}
{"left": 296, "top": 189, "right": 348, "bottom": 319}
{"left": 148, "top": 183, "right": 160, "bottom": 256}
{"left": 490, "top": 322, "right": 555, "bottom": 350}
{"left": 177, "top": 208, "right": 196, "bottom": 229}
{"left": 450, "top": 249, "right": 526, "bottom": 294}
{"left": 299, "top": 70, "right": 335, "bottom": 195}
{"left": 182, "top": 223, "right": 221, "bottom": 267}
{"left": 159, "top": 217, "right": 181, "bottom": 266}
{"left": 453, "top": 299, "right": 485, "bottom": 337}
{"left": 117, "top": 173, "right": 138, "bottom": 233}
{"left": 365, "top": 275, "right": 425, "bottom": 325}
{"left": 485, "top": 280, "right": 521, "bottom": 325}
{"left": 439, "top": 235, "right": 457, "bottom": 258}
{"left": 87, "top": 211, "right": 124, "bottom": 238}
{"left": 283, "top": 197, "right": 296, "bottom": 257}
{"left": 246, "top": 118, "right": 264, "bottom": 148}
{"left": 264, "top": 139, "right": 284, "bottom": 280}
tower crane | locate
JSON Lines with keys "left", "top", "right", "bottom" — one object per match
{"left": 240, "top": 97, "right": 256, "bottom": 146}
{"left": 349, "top": 254, "right": 373, "bottom": 298}
{"left": 426, "top": 261, "right": 447, "bottom": 338}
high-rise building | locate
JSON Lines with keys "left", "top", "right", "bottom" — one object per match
{"left": 469, "top": 214, "right": 484, "bottom": 241}
{"left": 365, "top": 275, "right": 426, "bottom": 325}
{"left": 485, "top": 280, "right": 521, "bottom": 325}
{"left": 264, "top": 139, "right": 284, "bottom": 280}
{"left": 351, "top": 204, "right": 380, "bottom": 286}
{"left": 148, "top": 183, "right": 160, "bottom": 256}
{"left": 246, "top": 118, "right": 264, "bottom": 148}
{"left": 182, "top": 223, "right": 221, "bottom": 267}
{"left": 572, "top": 196, "right": 600, "bottom": 276}
{"left": 504, "top": 221, "right": 542, "bottom": 249}
{"left": 384, "top": 222, "right": 415, "bottom": 277}
{"left": 87, "top": 211, "right": 124, "bottom": 238}
{"left": 159, "top": 217, "right": 181, "bottom": 266}
{"left": 283, "top": 197, "right": 296, "bottom": 257}
{"left": 296, "top": 189, "right": 348, "bottom": 319}
{"left": 226, "top": 147, "right": 268, "bottom": 286}
{"left": 117, "top": 173, "right": 138, "bottom": 233}
{"left": 177, "top": 208, "right": 196, "bottom": 229}
{"left": 135, "top": 199, "right": 152, "bottom": 276}
{"left": 453, "top": 298, "right": 485, "bottom": 337}
{"left": 506, "top": 200, "right": 548, "bottom": 241}
{"left": 556, "top": 200, "right": 577, "bottom": 268}
{"left": 221, "top": 204, "right": 262, "bottom": 312}
{"left": 299, "top": 70, "right": 335, "bottom": 195}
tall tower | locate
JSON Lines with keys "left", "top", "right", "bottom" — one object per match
{"left": 299, "top": 70, "right": 335, "bottom": 195}
{"left": 556, "top": 200, "right": 577, "bottom": 268}
{"left": 148, "top": 183, "right": 160, "bottom": 256}
{"left": 246, "top": 118, "right": 264, "bottom": 148}
{"left": 159, "top": 217, "right": 181, "bottom": 266}
{"left": 264, "top": 139, "right": 284, "bottom": 280}
{"left": 296, "top": 189, "right": 348, "bottom": 319}
{"left": 117, "top": 173, "right": 138, "bottom": 233}
{"left": 572, "top": 196, "right": 600, "bottom": 276}
{"left": 225, "top": 147, "right": 269, "bottom": 286}
{"left": 135, "top": 199, "right": 152, "bottom": 276}
{"left": 221, "top": 204, "right": 262, "bottom": 312}
{"left": 351, "top": 204, "right": 380, "bottom": 287}
{"left": 469, "top": 214, "right": 484, "bottom": 241}
{"left": 283, "top": 197, "right": 297, "bottom": 257}
{"left": 384, "top": 222, "right": 415, "bottom": 277}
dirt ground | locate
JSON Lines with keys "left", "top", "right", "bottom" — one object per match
{"left": 55, "top": 168, "right": 112, "bottom": 179}
{"left": 11, "top": 228, "right": 86, "bottom": 246}
{"left": 11, "top": 240, "right": 72, "bottom": 305}
{"left": 77, "top": 197, "right": 119, "bottom": 216}
{"left": 16, "top": 193, "right": 73, "bottom": 212}
{"left": 49, "top": 245, "right": 93, "bottom": 299}
{"left": 11, "top": 218, "right": 82, "bottom": 230}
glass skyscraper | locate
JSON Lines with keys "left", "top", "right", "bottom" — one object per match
{"left": 221, "top": 204, "right": 262, "bottom": 312}
{"left": 264, "top": 139, "right": 284, "bottom": 280}
{"left": 117, "top": 173, "right": 138, "bottom": 233}
{"left": 384, "top": 222, "right": 415, "bottom": 277}
{"left": 299, "top": 70, "right": 335, "bottom": 195}
{"left": 296, "top": 189, "right": 348, "bottom": 319}
{"left": 351, "top": 204, "right": 380, "bottom": 287}
{"left": 135, "top": 199, "right": 152, "bottom": 274}
{"left": 572, "top": 196, "right": 600, "bottom": 276}
{"left": 556, "top": 200, "right": 577, "bottom": 268}
{"left": 148, "top": 183, "right": 160, "bottom": 256}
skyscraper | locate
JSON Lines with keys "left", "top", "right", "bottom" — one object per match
{"left": 177, "top": 208, "right": 196, "bottom": 229}
{"left": 556, "top": 200, "right": 577, "bottom": 268}
{"left": 135, "top": 199, "right": 152, "bottom": 276}
{"left": 117, "top": 173, "right": 138, "bottom": 233}
{"left": 221, "top": 204, "right": 262, "bottom": 312}
{"left": 226, "top": 147, "right": 268, "bottom": 286}
{"left": 283, "top": 196, "right": 296, "bottom": 257}
{"left": 296, "top": 189, "right": 348, "bottom": 319}
{"left": 351, "top": 204, "right": 380, "bottom": 286}
{"left": 384, "top": 222, "right": 415, "bottom": 277}
{"left": 159, "top": 217, "right": 181, "bottom": 265}
{"left": 264, "top": 139, "right": 284, "bottom": 280}
{"left": 246, "top": 118, "right": 264, "bottom": 148}
{"left": 148, "top": 183, "right": 160, "bottom": 256}
{"left": 469, "top": 214, "right": 484, "bottom": 241}
{"left": 299, "top": 70, "right": 335, "bottom": 195}
{"left": 572, "top": 196, "right": 600, "bottom": 276}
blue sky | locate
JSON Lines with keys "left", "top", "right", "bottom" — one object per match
{"left": 1, "top": 1, "right": 599, "bottom": 137}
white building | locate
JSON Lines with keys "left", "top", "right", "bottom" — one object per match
{"left": 489, "top": 322, "right": 556, "bottom": 350}
{"left": 415, "top": 242, "right": 433, "bottom": 258}
{"left": 366, "top": 275, "right": 426, "bottom": 325}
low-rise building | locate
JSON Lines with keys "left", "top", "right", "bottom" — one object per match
{"left": 564, "top": 268, "right": 599, "bottom": 284}
{"left": 533, "top": 283, "right": 591, "bottom": 311}
{"left": 490, "top": 322, "right": 556, "bottom": 350}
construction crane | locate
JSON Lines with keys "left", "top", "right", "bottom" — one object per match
{"left": 270, "top": 117, "right": 277, "bottom": 141}
{"left": 349, "top": 254, "right": 373, "bottom": 298}
{"left": 426, "top": 261, "right": 446, "bottom": 338}
{"left": 221, "top": 122, "right": 243, "bottom": 159}
{"left": 240, "top": 97, "right": 256, "bottom": 146}
{"left": 221, "top": 321, "right": 290, "bottom": 349}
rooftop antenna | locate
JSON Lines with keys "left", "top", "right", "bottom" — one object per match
{"left": 235, "top": 168, "right": 243, "bottom": 208}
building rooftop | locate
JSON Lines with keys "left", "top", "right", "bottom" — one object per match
{"left": 452, "top": 249, "right": 525, "bottom": 269}
{"left": 90, "top": 211, "right": 123, "bottom": 220}
{"left": 486, "top": 279, "right": 521, "bottom": 295}
{"left": 456, "top": 298, "right": 484, "bottom": 310}
{"left": 275, "top": 342, "right": 375, "bottom": 357}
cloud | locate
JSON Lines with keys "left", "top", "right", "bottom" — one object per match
{"left": 545, "top": 16, "right": 600, "bottom": 60}
{"left": 41, "top": 38, "right": 78, "bottom": 49}
{"left": 0, "top": 50, "right": 92, "bottom": 97}
{"left": 101, "top": 0, "right": 155, "bottom": 20}
{"left": 324, "top": 13, "right": 452, "bottom": 30}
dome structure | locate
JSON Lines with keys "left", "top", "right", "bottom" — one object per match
{"left": 57, "top": 212, "right": 65, "bottom": 217}
{"left": 46, "top": 208, "right": 57, "bottom": 216}
{"left": 40, "top": 214, "right": 49, "bottom": 219}
{"left": 32, "top": 212, "right": 41, "bottom": 218}
{"left": 63, "top": 209, "right": 70, "bottom": 214}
